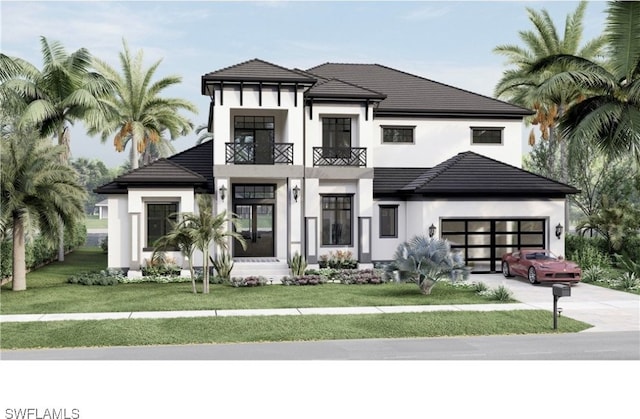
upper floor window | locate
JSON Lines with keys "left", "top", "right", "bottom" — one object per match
{"left": 471, "top": 127, "right": 504, "bottom": 145}
{"left": 146, "top": 202, "right": 178, "bottom": 248}
{"left": 382, "top": 126, "right": 414, "bottom": 143}
{"left": 322, "top": 118, "right": 351, "bottom": 148}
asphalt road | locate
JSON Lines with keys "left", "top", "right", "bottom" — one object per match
{"left": 2, "top": 331, "right": 638, "bottom": 360}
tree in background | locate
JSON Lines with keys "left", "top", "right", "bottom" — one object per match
{"left": 1, "top": 122, "right": 85, "bottom": 291}
{"left": 70, "top": 158, "right": 120, "bottom": 214}
{"left": 90, "top": 40, "right": 197, "bottom": 169}
{"left": 195, "top": 123, "right": 213, "bottom": 145}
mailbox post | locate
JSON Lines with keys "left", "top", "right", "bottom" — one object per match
{"left": 552, "top": 284, "right": 571, "bottom": 330}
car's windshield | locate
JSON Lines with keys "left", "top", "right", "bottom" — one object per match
{"left": 525, "top": 251, "right": 558, "bottom": 261}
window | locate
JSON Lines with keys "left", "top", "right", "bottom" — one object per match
{"left": 379, "top": 205, "right": 398, "bottom": 238}
{"left": 322, "top": 118, "right": 351, "bottom": 149}
{"left": 233, "top": 184, "right": 276, "bottom": 200}
{"left": 471, "top": 127, "right": 503, "bottom": 144}
{"left": 146, "top": 203, "right": 178, "bottom": 248}
{"left": 321, "top": 195, "right": 352, "bottom": 246}
{"left": 382, "top": 126, "right": 414, "bottom": 143}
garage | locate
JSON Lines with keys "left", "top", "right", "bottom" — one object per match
{"left": 441, "top": 219, "right": 546, "bottom": 273}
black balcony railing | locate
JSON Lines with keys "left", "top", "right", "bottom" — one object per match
{"left": 225, "top": 142, "right": 294, "bottom": 165}
{"left": 313, "top": 147, "right": 367, "bottom": 167}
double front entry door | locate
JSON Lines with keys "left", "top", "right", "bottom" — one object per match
{"left": 233, "top": 203, "right": 274, "bottom": 258}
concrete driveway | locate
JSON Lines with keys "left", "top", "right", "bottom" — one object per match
{"left": 476, "top": 273, "right": 640, "bottom": 333}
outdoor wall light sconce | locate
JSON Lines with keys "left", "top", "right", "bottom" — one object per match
{"left": 555, "top": 223, "right": 563, "bottom": 239}
{"left": 428, "top": 224, "right": 436, "bottom": 238}
{"left": 219, "top": 185, "right": 227, "bottom": 201}
{"left": 292, "top": 185, "right": 300, "bottom": 202}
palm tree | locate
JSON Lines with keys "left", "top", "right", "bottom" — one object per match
{"left": 195, "top": 123, "right": 213, "bottom": 145}
{"left": 174, "top": 195, "right": 246, "bottom": 294}
{"left": 494, "top": 0, "right": 606, "bottom": 178}
{"left": 152, "top": 217, "right": 198, "bottom": 294}
{"left": 1, "top": 37, "right": 113, "bottom": 261}
{"left": 532, "top": 1, "right": 640, "bottom": 164}
{"left": 90, "top": 40, "right": 197, "bottom": 169}
{"left": 385, "top": 235, "right": 465, "bottom": 295}
{"left": 1, "top": 122, "right": 85, "bottom": 291}
{"left": 139, "top": 133, "right": 177, "bottom": 166}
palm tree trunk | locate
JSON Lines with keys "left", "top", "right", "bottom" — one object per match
{"left": 132, "top": 135, "right": 141, "bottom": 170}
{"left": 203, "top": 248, "right": 209, "bottom": 294}
{"left": 12, "top": 215, "right": 27, "bottom": 291}
{"left": 188, "top": 258, "right": 197, "bottom": 294}
{"left": 57, "top": 126, "right": 70, "bottom": 262}
{"left": 557, "top": 104, "right": 570, "bottom": 234}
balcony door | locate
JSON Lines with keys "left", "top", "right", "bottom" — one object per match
{"left": 234, "top": 116, "right": 274, "bottom": 164}
{"left": 322, "top": 117, "right": 351, "bottom": 158}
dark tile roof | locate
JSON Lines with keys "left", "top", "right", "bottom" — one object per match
{"left": 95, "top": 141, "right": 214, "bottom": 194}
{"left": 202, "top": 58, "right": 316, "bottom": 85}
{"left": 307, "top": 63, "right": 532, "bottom": 117}
{"left": 373, "top": 168, "right": 429, "bottom": 195}
{"left": 374, "top": 152, "right": 579, "bottom": 198}
{"left": 306, "top": 78, "right": 386, "bottom": 100}
{"left": 168, "top": 140, "right": 214, "bottom": 192}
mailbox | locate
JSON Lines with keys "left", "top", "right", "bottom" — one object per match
{"left": 553, "top": 284, "right": 571, "bottom": 297}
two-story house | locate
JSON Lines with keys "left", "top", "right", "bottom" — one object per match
{"left": 97, "top": 59, "right": 578, "bottom": 278}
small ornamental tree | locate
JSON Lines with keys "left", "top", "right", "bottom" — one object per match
{"left": 386, "top": 235, "right": 465, "bottom": 295}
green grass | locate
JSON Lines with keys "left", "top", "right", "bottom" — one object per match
{"left": 0, "top": 247, "right": 512, "bottom": 314}
{"left": 84, "top": 215, "right": 107, "bottom": 229}
{"left": 0, "top": 247, "right": 594, "bottom": 350}
{"left": 0, "top": 310, "right": 591, "bottom": 350}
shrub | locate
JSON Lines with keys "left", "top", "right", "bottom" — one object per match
{"left": 281, "top": 274, "right": 326, "bottom": 285}
{"left": 1, "top": 239, "right": 12, "bottom": 278}
{"left": 288, "top": 252, "right": 307, "bottom": 276}
{"left": 319, "top": 250, "right": 358, "bottom": 269}
{"left": 620, "top": 234, "right": 640, "bottom": 263}
{"left": 472, "top": 281, "right": 489, "bottom": 293}
{"left": 142, "top": 253, "right": 180, "bottom": 277}
{"left": 100, "top": 236, "right": 108, "bottom": 253}
{"left": 335, "top": 269, "right": 385, "bottom": 284}
{"left": 566, "top": 234, "right": 611, "bottom": 269}
{"left": 487, "top": 285, "right": 513, "bottom": 301}
{"left": 581, "top": 266, "right": 608, "bottom": 284}
{"left": 385, "top": 235, "right": 466, "bottom": 295}
{"left": 211, "top": 252, "right": 234, "bottom": 282}
{"left": 230, "top": 276, "right": 267, "bottom": 287}
{"left": 615, "top": 272, "right": 639, "bottom": 291}
{"left": 68, "top": 270, "right": 121, "bottom": 286}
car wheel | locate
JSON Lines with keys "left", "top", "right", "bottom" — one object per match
{"left": 528, "top": 267, "right": 539, "bottom": 285}
{"left": 502, "top": 261, "right": 512, "bottom": 278}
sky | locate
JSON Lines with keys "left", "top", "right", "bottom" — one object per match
{"left": 1, "top": 0, "right": 609, "bottom": 168}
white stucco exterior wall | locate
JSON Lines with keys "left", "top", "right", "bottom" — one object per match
{"left": 108, "top": 188, "right": 196, "bottom": 271}
{"left": 371, "top": 118, "right": 523, "bottom": 168}
{"left": 212, "top": 84, "right": 306, "bottom": 166}
{"left": 371, "top": 198, "right": 567, "bottom": 261}
{"left": 107, "top": 195, "right": 129, "bottom": 269}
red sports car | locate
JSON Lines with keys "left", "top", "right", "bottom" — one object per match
{"left": 501, "top": 249, "right": 581, "bottom": 285}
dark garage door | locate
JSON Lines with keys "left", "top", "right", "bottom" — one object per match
{"left": 441, "top": 219, "right": 546, "bottom": 273}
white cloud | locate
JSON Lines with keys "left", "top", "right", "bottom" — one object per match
{"left": 401, "top": 5, "right": 450, "bottom": 21}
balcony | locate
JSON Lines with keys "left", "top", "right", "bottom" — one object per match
{"left": 313, "top": 147, "right": 367, "bottom": 167}
{"left": 225, "top": 142, "right": 294, "bottom": 165}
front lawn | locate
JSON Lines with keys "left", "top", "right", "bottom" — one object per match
{"left": 1, "top": 247, "right": 512, "bottom": 314}
{"left": 0, "top": 310, "right": 591, "bottom": 350}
